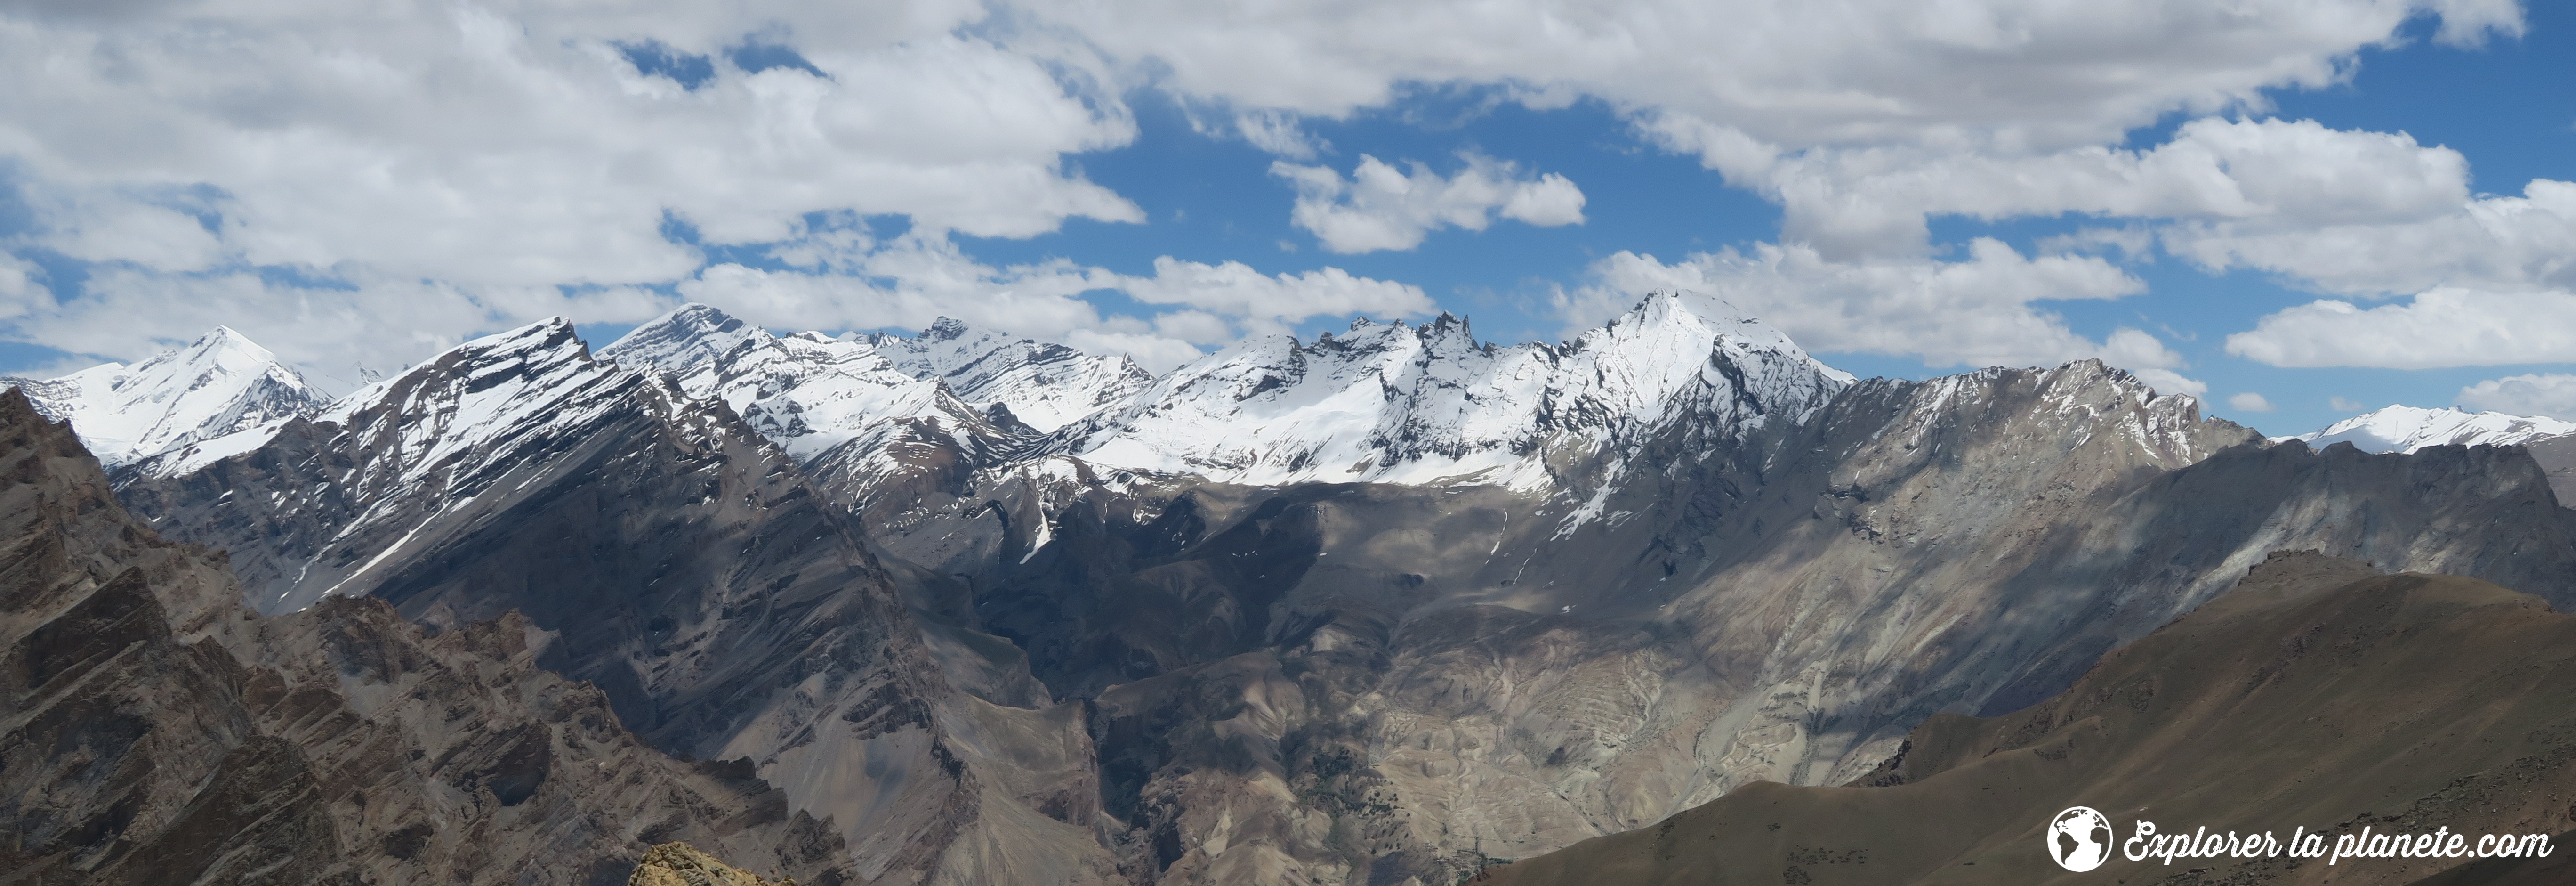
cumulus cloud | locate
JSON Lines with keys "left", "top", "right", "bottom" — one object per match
{"left": 1272, "top": 153, "right": 1586, "bottom": 253}
{"left": 2224, "top": 288, "right": 2576, "bottom": 368}
{"left": 1572, "top": 238, "right": 2207, "bottom": 394}
{"left": 2457, "top": 374, "right": 2576, "bottom": 420}
{"left": 0, "top": 0, "right": 2540, "bottom": 389}
{"left": 2226, "top": 392, "right": 2277, "bottom": 413}
{"left": 1118, "top": 257, "right": 1436, "bottom": 333}
{"left": 2168, "top": 179, "right": 2576, "bottom": 297}
{"left": 1739, "top": 117, "right": 2472, "bottom": 258}
{"left": 0, "top": 1, "right": 1141, "bottom": 293}
{"left": 1026, "top": 0, "right": 2518, "bottom": 156}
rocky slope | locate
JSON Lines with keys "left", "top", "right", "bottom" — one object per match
{"left": 113, "top": 320, "right": 1126, "bottom": 886}
{"left": 1468, "top": 552, "right": 2576, "bottom": 886}
{"left": 628, "top": 842, "right": 805, "bottom": 886}
{"left": 0, "top": 388, "right": 853, "bottom": 884}
{"left": 1, "top": 326, "right": 330, "bottom": 469}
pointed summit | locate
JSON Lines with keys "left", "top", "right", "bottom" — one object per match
{"left": 1063, "top": 290, "right": 1853, "bottom": 489}
{"left": 604, "top": 303, "right": 765, "bottom": 374}
{"left": 2, "top": 325, "right": 328, "bottom": 468}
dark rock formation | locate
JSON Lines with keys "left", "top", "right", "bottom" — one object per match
{"left": 115, "top": 324, "right": 1122, "bottom": 886}
{"left": 0, "top": 388, "right": 854, "bottom": 884}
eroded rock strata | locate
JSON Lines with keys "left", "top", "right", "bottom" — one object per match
{"left": 0, "top": 389, "right": 853, "bottom": 884}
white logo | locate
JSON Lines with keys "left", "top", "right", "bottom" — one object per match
{"left": 2049, "top": 806, "right": 2116, "bottom": 871}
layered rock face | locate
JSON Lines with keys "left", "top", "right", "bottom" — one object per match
{"left": 0, "top": 389, "right": 852, "bottom": 884}
{"left": 114, "top": 324, "right": 1124, "bottom": 886}
{"left": 1470, "top": 553, "right": 2576, "bottom": 886}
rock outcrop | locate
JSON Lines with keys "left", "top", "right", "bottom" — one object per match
{"left": 0, "top": 388, "right": 855, "bottom": 884}
{"left": 628, "top": 842, "right": 802, "bottom": 886}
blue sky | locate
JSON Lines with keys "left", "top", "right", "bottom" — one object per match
{"left": 1, "top": 0, "right": 2571, "bottom": 437}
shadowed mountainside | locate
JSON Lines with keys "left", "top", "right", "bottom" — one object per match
{"left": 1468, "top": 552, "right": 2576, "bottom": 886}
{"left": 0, "top": 389, "right": 855, "bottom": 884}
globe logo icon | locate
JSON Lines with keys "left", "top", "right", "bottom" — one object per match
{"left": 2047, "top": 806, "right": 2115, "bottom": 871}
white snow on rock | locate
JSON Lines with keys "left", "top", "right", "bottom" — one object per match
{"left": 864, "top": 317, "right": 1154, "bottom": 433}
{"left": 601, "top": 305, "right": 1153, "bottom": 467}
{"left": 2288, "top": 405, "right": 2576, "bottom": 454}
{"left": 1057, "top": 291, "right": 1855, "bottom": 490}
{"left": 3, "top": 326, "right": 329, "bottom": 468}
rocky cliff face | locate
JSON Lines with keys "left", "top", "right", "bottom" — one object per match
{"left": 0, "top": 389, "right": 853, "bottom": 885}
{"left": 1470, "top": 553, "right": 2576, "bottom": 886}
{"left": 113, "top": 323, "right": 1125, "bottom": 886}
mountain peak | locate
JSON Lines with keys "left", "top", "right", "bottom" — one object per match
{"left": 3, "top": 325, "right": 328, "bottom": 469}
{"left": 2292, "top": 404, "right": 2576, "bottom": 454}
{"left": 1065, "top": 288, "right": 1852, "bottom": 489}
{"left": 605, "top": 304, "right": 764, "bottom": 374}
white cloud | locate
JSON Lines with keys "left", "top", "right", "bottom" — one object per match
{"left": 0, "top": 0, "right": 2540, "bottom": 388}
{"left": 2226, "top": 392, "right": 2277, "bottom": 413}
{"left": 2168, "top": 178, "right": 2576, "bottom": 297}
{"left": 1235, "top": 109, "right": 1328, "bottom": 160}
{"left": 34, "top": 195, "right": 230, "bottom": 272}
{"left": 0, "top": 2, "right": 1142, "bottom": 293}
{"left": 1732, "top": 117, "right": 2471, "bottom": 258}
{"left": 1118, "top": 257, "right": 1435, "bottom": 330}
{"left": 2329, "top": 395, "right": 2367, "bottom": 411}
{"left": 0, "top": 254, "right": 48, "bottom": 322}
{"left": 1272, "top": 153, "right": 1585, "bottom": 253}
{"left": 2224, "top": 288, "right": 2576, "bottom": 369}
{"left": 1026, "top": 0, "right": 2518, "bottom": 156}
{"left": 1573, "top": 238, "right": 2207, "bottom": 394}
{"left": 2457, "top": 374, "right": 2576, "bottom": 420}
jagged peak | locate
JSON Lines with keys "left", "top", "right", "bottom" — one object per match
{"left": 604, "top": 303, "right": 770, "bottom": 372}
{"left": 463, "top": 315, "right": 581, "bottom": 354}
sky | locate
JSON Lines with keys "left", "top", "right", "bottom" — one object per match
{"left": 0, "top": 0, "right": 2570, "bottom": 437}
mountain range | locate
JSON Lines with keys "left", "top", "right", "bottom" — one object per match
{"left": 7, "top": 296, "right": 2576, "bottom": 885}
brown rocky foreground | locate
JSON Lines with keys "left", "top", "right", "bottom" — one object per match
{"left": 1470, "top": 552, "right": 2576, "bottom": 886}
{"left": 627, "top": 841, "right": 802, "bottom": 886}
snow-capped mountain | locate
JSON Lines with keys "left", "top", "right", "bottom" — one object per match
{"left": 113, "top": 315, "right": 1130, "bottom": 884}
{"left": 865, "top": 317, "right": 1153, "bottom": 432}
{"left": 2, "top": 326, "right": 329, "bottom": 467}
{"left": 600, "top": 304, "right": 998, "bottom": 465}
{"left": 1056, "top": 291, "right": 1855, "bottom": 489}
{"left": 2289, "top": 404, "right": 2576, "bottom": 453}
{"left": 128, "top": 318, "right": 716, "bottom": 611}
{"left": 603, "top": 304, "right": 1151, "bottom": 439}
